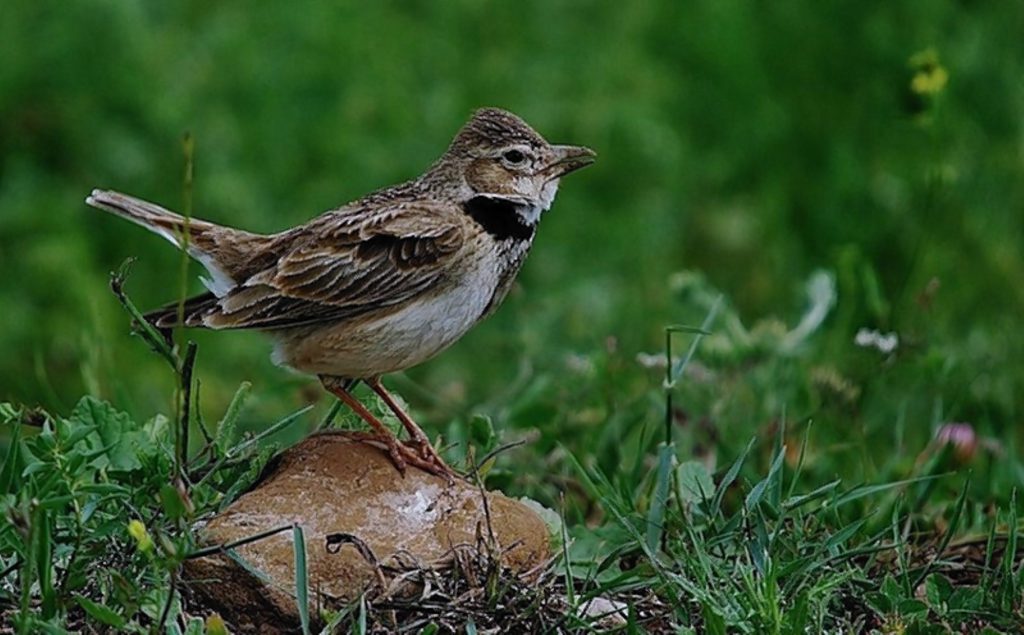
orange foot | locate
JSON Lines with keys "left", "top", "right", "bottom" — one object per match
{"left": 345, "top": 431, "right": 458, "bottom": 481}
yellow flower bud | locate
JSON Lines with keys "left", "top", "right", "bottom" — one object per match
{"left": 127, "top": 519, "right": 153, "bottom": 553}
{"left": 911, "top": 66, "right": 948, "bottom": 96}
{"left": 206, "top": 613, "right": 230, "bottom": 635}
{"left": 909, "top": 48, "right": 948, "bottom": 96}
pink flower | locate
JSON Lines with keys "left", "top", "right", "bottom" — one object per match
{"left": 935, "top": 423, "right": 977, "bottom": 463}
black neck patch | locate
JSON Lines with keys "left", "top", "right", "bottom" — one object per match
{"left": 462, "top": 196, "right": 535, "bottom": 241}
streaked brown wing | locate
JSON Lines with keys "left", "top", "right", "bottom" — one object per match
{"left": 200, "top": 202, "right": 465, "bottom": 329}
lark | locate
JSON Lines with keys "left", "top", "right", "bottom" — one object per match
{"left": 86, "top": 107, "right": 595, "bottom": 478}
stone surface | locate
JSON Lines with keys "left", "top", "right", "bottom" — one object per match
{"left": 183, "top": 433, "right": 551, "bottom": 632}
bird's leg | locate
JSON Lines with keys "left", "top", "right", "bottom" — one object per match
{"left": 320, "top": 376, "right": 407, "bottom": 474}
{"left": 366, "top": 377, "right": 458, "bottom": 480}
{"left": 319, "top": 376, "right": 452, "bottom": 478}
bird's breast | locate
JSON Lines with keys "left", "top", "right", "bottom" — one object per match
{"left": 272, "top": 243, "right": 512, "bottom": 378}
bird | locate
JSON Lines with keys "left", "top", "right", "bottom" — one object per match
{"left": 86, "top": 107, "right": 595, "bottom": 479}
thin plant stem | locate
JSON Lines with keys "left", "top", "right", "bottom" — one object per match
{"left": 178, "top": 341, "right": 198, "bottom": 473}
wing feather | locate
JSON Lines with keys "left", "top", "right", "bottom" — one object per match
{"left": 198, "top": 202, "right": 465, "bottom": 329}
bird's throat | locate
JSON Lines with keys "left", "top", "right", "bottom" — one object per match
{"left": 461, "top": 195, "right": 536, "bottom": 241}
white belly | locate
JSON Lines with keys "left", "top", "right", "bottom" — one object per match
{"left": 272, "top": 258, "right": 498, "bottom": 378}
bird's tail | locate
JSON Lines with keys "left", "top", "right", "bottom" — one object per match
{"left": 85, "top": 189, "right": 271, "bottom": 297}
{"left": 85, "top": 189, "right": 214, "bottom": 249}
{"left": 144, "top": 292, "right": 220, "bottom": 329}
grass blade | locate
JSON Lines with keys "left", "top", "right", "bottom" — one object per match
{"left": 667, "top": 296, "right": 722, "bottom": 384}
{"left": 293, "top": 524, "right": 311, "bottom": 635}
{"left": 33, "top": 506, "right": 55, "bottom": 618}
{"left": 711, "top": 437, "right": 755, "bottom": 520}
{"left": 1001, "top": 490, "right": 1017, "bottom": 605}
{"left": 913, "top": 474, "right": 970, "bottom": 587}
{"left": 215, "top": 381, "right": 252, "bottom": 453}
{"left": 782, "top": 479, "right": 841, "bottom": 511}
{"left": 233, "top": 405, "right": 315, "bottom": 456}
{"left": 317, "top": 399, "right": 345, "bottom": 431}
{"left": 357, "top": 594, "right": 368, "bottom": 634}
{"left": 74, "top": 594, "right": 127, "bottom": 628}
{"left": 832, "top": 475, "right": 941, "bottom": 509}
{"left": 0, "top": 422, "right": 22, "bottom": 494}
{"left": 745, "top": 446, "right": 785, "bottom": 511}
{"left": 645, "top": 442, "right": 675, "bottom": 554}
{"left": 560, "top": 494, "right": 576, "bottom": 607}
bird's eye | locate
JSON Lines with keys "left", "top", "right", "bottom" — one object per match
{"left": 503, "top": 149, "right": 526, "bottom": 164}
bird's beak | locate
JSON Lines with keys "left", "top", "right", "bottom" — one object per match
{"left": 546, "top": 145, "right": 597, "bottom": 179}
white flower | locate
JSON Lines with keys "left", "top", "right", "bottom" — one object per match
{"left": 854, "top": 328, "right": 899, "bottom": 354}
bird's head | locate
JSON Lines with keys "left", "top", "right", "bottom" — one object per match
{"left": 434, "top": 108, "right": 595, "bottom": 216}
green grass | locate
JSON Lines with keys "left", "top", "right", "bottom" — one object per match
{"left": 2, "top": 0, "right": 1023, "bottom": 631}
{"left": 3, "top": 271, "right": 1022, "bottom": 631}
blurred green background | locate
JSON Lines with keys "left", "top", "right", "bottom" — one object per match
{"left": 1, "top": 1, "right": 1022, "bottom": 486}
